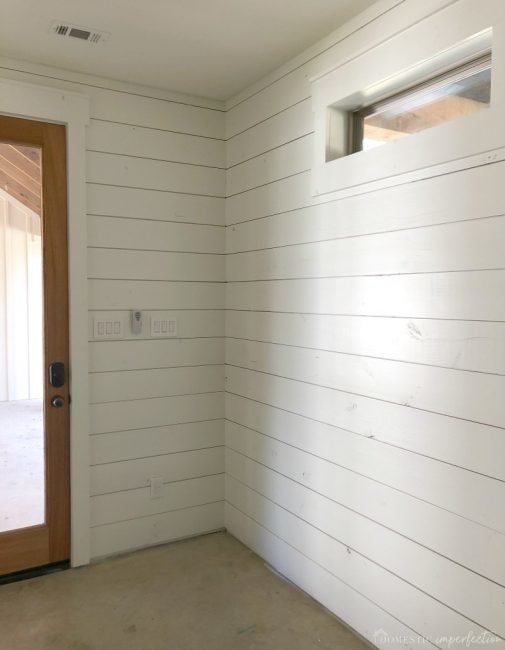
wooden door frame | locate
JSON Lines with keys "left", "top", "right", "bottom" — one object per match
{"left": 0, "top": 77, "right": 90, "bottom": 567}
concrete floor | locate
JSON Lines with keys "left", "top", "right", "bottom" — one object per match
{"left": 0, "top": 399, "right": 44, "bottom": 532}
{"left": 0, "top": 532, "right": 367, "bottom": 650}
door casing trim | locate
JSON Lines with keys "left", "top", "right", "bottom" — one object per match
{"left": 0, "top": 77, "right": 90, "bottom": 566}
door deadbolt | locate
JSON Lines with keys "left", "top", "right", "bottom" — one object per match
{"left": 51, "top": 395, "right": 64, "bottom": 408}
{"left": 49, "top": 362, "right": 65, "bottom": 388}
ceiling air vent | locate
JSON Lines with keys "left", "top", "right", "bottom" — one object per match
{"left": 50, "top": 21, "right": 110, "bottom": 44}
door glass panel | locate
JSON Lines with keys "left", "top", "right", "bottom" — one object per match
{"left": 0, "top": 143, "right": 44, "bottom": 532}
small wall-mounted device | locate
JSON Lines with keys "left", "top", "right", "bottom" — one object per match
{"left": 131, "top": 309, "right": 143, "bottom": 335}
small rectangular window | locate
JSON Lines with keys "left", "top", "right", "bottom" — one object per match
{"left": 351, "top": 54, "right": 491, "bottom": 153}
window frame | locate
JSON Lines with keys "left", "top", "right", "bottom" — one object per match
{"left": 350, "top": 52, "right": 492, "bottom": 154}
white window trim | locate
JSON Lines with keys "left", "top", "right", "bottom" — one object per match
{"left": 0, "top": 77, "right": 91, "bottom": 567}
{"left": 310, "top": 0, "right": 505, "bottom": 199}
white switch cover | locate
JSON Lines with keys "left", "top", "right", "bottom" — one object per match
{"left": 150, "top": 477, "right": 164, "bottom": 499}
{"left": 93, "top": 317, "right": 123, "bottom": 339}
{"left": 150, "top": 314, "right": 177, "bottom": 337}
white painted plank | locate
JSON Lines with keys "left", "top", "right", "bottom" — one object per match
{"left": 91, "top": 474, "right": 224, "bottom": 526}
{"left": 225, "top": 403, "right": 505, "bottom": 582}
{"left": 87, "top": 120, "right": 225, "bottom": 168}
{"left": 226, "top": 337, "right": 505, "bottom": 433}
{"left": 91, "top": 447, "right": 224, "bottom": 495}
{"left": 227, "top": 450, "right": 505, "bottom": 604}
{"left": 90, "top": 392, "right": 224, "bottom": 434}
{"left": 90, "top": 365, "right": 224, "bottom": 404}
{"left": 91, "top": 501, "right": 224, "bottom": 558}
{"left": 226, "top": 171, "right": 311, "bottom": 226}
{"left": 227, "top": 216, "right": 505, "bottom": 280}
{"left": 86, "top": 151, "right": 224, "bottom": 197}
{"left": 225, "top": 384, "right": 505, "bottom": 543}
{"left": 226, "top": 272, "right": 505, "bottom": 320}
{"left": 226, "top": 312, "right": 505, "bottom": 375}
{"left": 225, "top": 368, "right": 505, "bottom": 482}
{"left": 226, "top": 421, "right": 505, "bottom": 592}
{"left": 226, "top": 160, "right": 505, "bottom": 249}
{"left": 90, "top": 419, "right": 224, "bottom": 464}
{"left": 86, "top": 90, "right": 225, "bottom": 139}
{"left": 226, "top": 136, "right": 312, "bottom": 197}
{"left": 88, "top": 215, "right": 224, "bottom": 253}
{"left": 88, "top": 248, "right": 225, "bottom": 282}
{"left": 226, "top": 99, "right": 313, "bottom": 168}
{"left": 225, "top": 505, "right": 436, "bottom": 650}
{"left": 226, "top": 471, "right": 502, "bottom": 640}
{"left": 0, "top": 65, "right": 225, "bottom": 138}
{"left": 89, "top": 338, "right": 224, "bottom": 372}
{"left": 89, "top": 280, "right": 224, "bottom": 310}
{"left": 87, "top": 184, "right": 224, "bottom": 226}
{"left": 88, "top": 310, "right": 224, "bottom": 342}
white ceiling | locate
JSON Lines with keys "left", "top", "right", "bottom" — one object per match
{"left": 0, "top": 0, "right": 377, "bottom": 100}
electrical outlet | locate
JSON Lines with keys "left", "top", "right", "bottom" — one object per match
{"left": 150, "top": 477, "right": 164, "bottom": 499}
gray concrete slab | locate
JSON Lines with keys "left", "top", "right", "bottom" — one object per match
{"left": 0, "top": 399, "right": 44, "bottom": 532}
{"left": 0, "top": 532, "right": 368, "bottom": 650}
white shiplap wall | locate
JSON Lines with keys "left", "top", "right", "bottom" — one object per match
{"left": 0, "top": 58, "right": 226, "bottom": 558}
{"left": 224, "top": 0, "right": 505, "bottom": 647}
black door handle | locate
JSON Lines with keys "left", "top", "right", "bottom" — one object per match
{"left": 49, "top": 362, "right": 65, "bottom": 388}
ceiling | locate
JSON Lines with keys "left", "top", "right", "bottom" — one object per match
{"left": 0, "top": 0, "right": 377, "bottom": 100}
{"left": 0, "top": 143, "right": 41, "bottom": 216}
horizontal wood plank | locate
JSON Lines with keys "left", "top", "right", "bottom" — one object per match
{"left": 88, "top": 248, "right": 225, "bottom": 282}
{"left": 86, "top": 151, "right": 224, "bottom": 197}
{"left": 226, "top": 99, "right": 312, "bottom": 168}
{"left": 89, "top": 338, "right": 224, "bottom": 372}
{"left": 90, "top": 419, "right": 224, "bottom": 464}
{"left": 91, "top": 474, "right": 224, "bottom": 526}
{"left": 225, "top": 371, "right": 505, "bottom": 481}
{"left": 227, "top": 216, "right": 505, "bottom": 280}
{"left": 87, "top": 120, "right": 225, "bottom": 168}
{"left": 227, "top": 136, "right": 311, "bottom": 196}
{"left": 89, "top": 215, "right": 224, "bottom": 253}
{"left": 91, "top": 502, "right": 224, "bottom": 558}
{"left": 90, "top": 392, "right": 224, "bottom": 434}
{"left": 89, "top": 280, "right": 225, "bottom": 310}
{"left": 226, "top": 338, "right": 505, "bottom": 433}
{"left": 226, "top": 271, "right": 505, "bottom": 320}
{"left": 226, "top": 312, "right": 505, "bottom": 375}
{"left": 225, "top": 420, "right": 505, "bottom": 586}
{"left": 90, "top": 365, "right": 224, "bottom": 403}
{"left": 91, "top": 447, "right": 224, "bottom": 495}
{"left": 87, "top": 184, "right": 224, "bottom": 226}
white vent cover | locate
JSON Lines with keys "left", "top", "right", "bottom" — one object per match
{"left": 50, "top": 20, "right": 110, "bottom": 44}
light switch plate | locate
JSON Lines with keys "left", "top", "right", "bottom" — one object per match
{"left": 93, "top": 317, "right": 123, "bottom": 339}
{"left": 150, "top": 314, "right": 177, "bottom": 337}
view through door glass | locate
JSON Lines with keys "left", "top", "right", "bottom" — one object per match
{"left": 0, "top": 142, "right": 44, "bottom": 533}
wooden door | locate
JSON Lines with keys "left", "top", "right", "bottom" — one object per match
{"left": 0, "top": 115, "right": 70, "bottom": 576}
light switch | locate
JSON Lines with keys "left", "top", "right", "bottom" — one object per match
{"left": 150, "top": 314, "right": 177, "bottom": 338}
{"left": 93, "top": 317, "right": 124, "bottom": 339}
